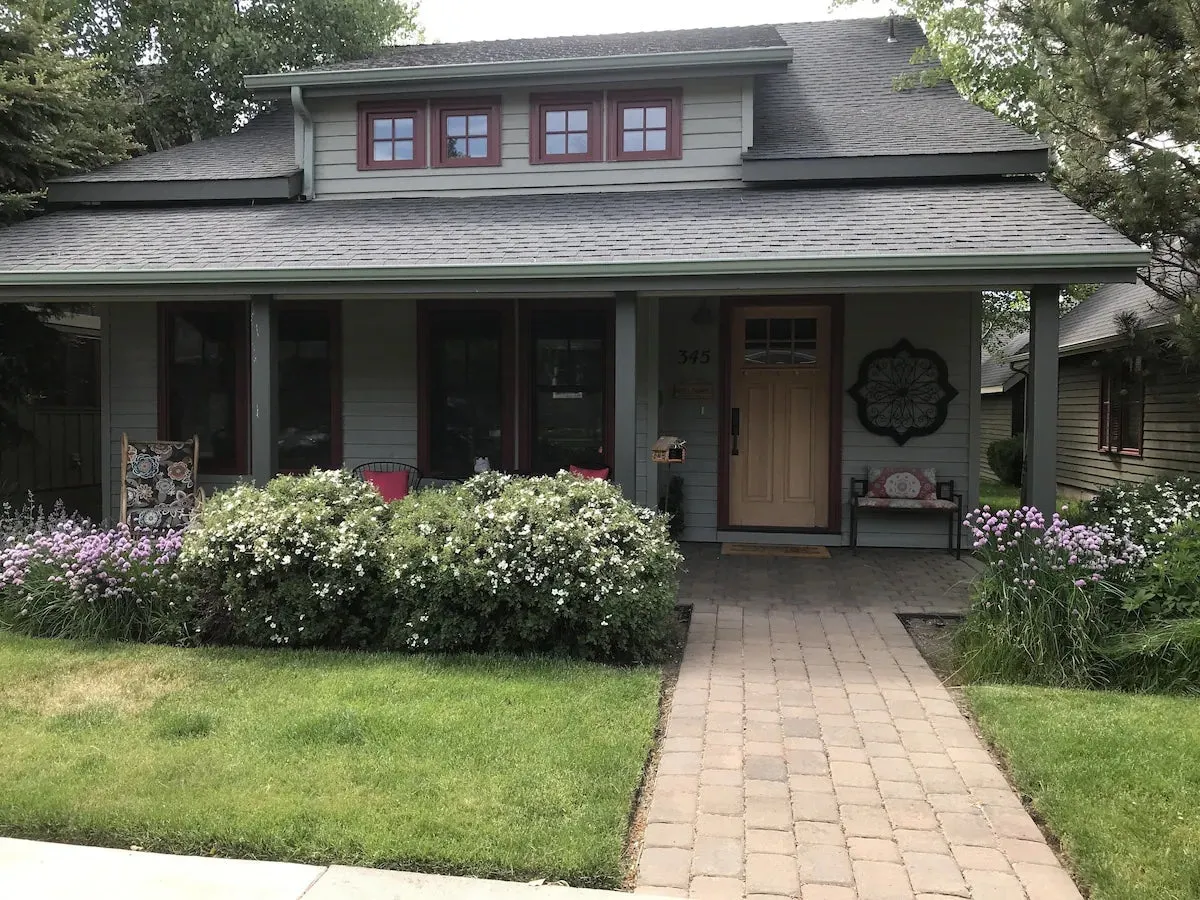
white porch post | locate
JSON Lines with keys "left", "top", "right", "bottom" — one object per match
{"left": 1024, "top": 283, "right": 1060, "bottom": 513}
{"left": 613, "top": 292, "right": 638, "bottom": 501}
{"left": 249, "top": 294, "right": 277, "bottom": 487}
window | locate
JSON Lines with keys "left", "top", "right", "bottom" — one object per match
{"left": 530, "top": 311, "right": 609, "bottom": 475}
{"left": 608, "top": 89, "right": 682, "bottom": 161}
{"left": 160, "top": 303, "right": 248, "bottom": 474}
{"left": 1099, "top": 359, "right": 1144, "bottom": 454}
{"left": 38, "top": 335, "right": 100, "bottom": 408}
{"left": 530, "top": 93, "right": 601, "bottom": 164}
{"left": 276, "top": 305, "right": 340, "bottom": 473}
{"left": 357, "top": 103, "right": 426, "bottom": 170}
{"left": 743, "top": 317, "right": 818, "bottom": 366}
{"left": 433, "top": 99, "right": 501, "bottom": 167}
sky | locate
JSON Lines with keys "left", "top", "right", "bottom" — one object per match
{"left": 418, "top": 0, "right": 885, "bottom": 43}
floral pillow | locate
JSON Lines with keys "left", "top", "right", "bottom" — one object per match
{"left": 866, "top": 466, "right": 937, "bottom": 501}
{"left": 124, "top": 438, "right": 198, "bottom": 529}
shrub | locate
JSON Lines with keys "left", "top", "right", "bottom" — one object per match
{"left": 957, "top": 505, "right": 1145, "bottom": 687}
{"left": 1082, "top": 475, "right": 1200, "bottom": 551}
{"left": 0, "top": 519, "right": 181, "bottom": 641}
{"left": 384, "top": 472, "right": 681, "bottom": 662}
{"left": 986, "top": 434, "right": 1024, "bottom": 486}
{"left": 1122, "top": 519, "right": 1200, "bottom": 621}
{"left": 172, "top": 469, "right": 394, "bottom": 648}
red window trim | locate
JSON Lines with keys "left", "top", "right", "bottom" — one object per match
{"left": 529, "top": 92, "right": 602, "bottom": 164}
{"left": 1098, "top": 362, "right": 1145, "bottom": 456}
{"left": 607, "top": 88, "right": 683, "bottom": 162}
{"left": 431, "top": 98, "right": 502, "bottom": 168}
{"left": 158, "top": 301, "right": 249, "bottom": 476}
{"left": 274, "top": 301, "right": 343, "bottom": 475}
{"left": 357, "top": 101, "right": 427, "bottom": 171}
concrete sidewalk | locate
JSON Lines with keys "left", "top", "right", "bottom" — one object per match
{"left": 0, "top": 837, "right": 660, "bottom": 900}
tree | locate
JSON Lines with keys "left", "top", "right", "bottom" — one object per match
{"left": 52, "top": 0, "right": 421, "bottom": 151}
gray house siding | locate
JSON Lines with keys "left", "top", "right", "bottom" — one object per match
{"left": 309, "top": 77, "right": 746, "bottom": 199}
{"left": 980, "top": 393, "right": 1013, "bottom": 481}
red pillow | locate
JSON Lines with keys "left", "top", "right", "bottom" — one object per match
{"left": 363, "top": 469, "right": 410, "bottom": 501}
{"left": 569, "top": 465, "right": 610, "bottom": 480}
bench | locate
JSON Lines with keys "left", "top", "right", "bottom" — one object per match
{"left": 849, "top": 467, "right": 963, "bottom": 558}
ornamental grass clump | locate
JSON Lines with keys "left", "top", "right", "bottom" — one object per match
{"left": 958, "top": 505, "right": 1145, "bottom": 687}
{"left": 385, "top": 471, "right": 681, "bottom": 662}
{"left": 0, "top": 518, "right": 182, "bottom": 642}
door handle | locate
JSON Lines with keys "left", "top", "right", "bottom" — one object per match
{"left": 731, "top": 407, "right": 740, "bottom": 456}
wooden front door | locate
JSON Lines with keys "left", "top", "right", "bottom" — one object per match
{"left": 729, "top": 305, "right": 832, "bottom": 528}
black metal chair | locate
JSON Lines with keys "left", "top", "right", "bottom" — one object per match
{"left": 350, "top": 461, "right": 422, "bottom": 499}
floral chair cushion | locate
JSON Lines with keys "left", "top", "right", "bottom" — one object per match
{"left": 855, "top": 496, "right": 957, "bottom": 511}
{"left": 123, "top": 436, "right": 199, "bottom": 529}
{"left": 865, "top": 466, "right": 938, "bottom": 501}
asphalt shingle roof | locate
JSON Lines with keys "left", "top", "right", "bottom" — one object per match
{"left": 294, "top": 24, "right": 786, "bottom": 73}
{"left": 53, "top": 105, "right": 297, "bottom": 184}
{"left": 981, "top": 332, "right": 1030, "bottom": 390}
{"left": 1057, "top": 279, "right": 1172, "bottom": 350}
{"left": 0, "top": 181, "right": 1135, "bottom": 279}
{"left": 749, "top": 18, "right": 1045, "bottom": 159}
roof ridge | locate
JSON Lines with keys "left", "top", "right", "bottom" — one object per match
{"left": 377, "top": 22, "right": 784, "bottom": 53}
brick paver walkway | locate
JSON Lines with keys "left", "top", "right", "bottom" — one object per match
{"left": 635, "top": 546, "right": 1083, "bottom": 900}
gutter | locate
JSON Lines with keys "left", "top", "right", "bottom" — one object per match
{"left": 291, "top": 86, "right": 315, "bottom": 200}
{"left": 0, "top": 248, "right": 1149, "bottom": 288}
{"left": 245, "top": 46, "right": 794, "bottom": 90}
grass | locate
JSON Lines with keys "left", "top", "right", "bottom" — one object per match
{"left": 966, "top": 684, "right": 1200, "bottom": 900}
{"left": 978, "top": 478, "right": 1022, "bottom": 511}
{"left": 0, "top": 632, "right": 662, "bottom": 887}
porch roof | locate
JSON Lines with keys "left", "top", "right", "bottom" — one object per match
{"left": 0, "top": 181, "right": 1144, "bottom": 293}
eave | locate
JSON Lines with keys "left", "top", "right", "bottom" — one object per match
{"left": 46, "top": 173, "right": 303, "bottom": 207}
{"left": 741, "top": 149, "right": 1049, "bottom": 183}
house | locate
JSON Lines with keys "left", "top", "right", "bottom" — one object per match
{"left": 980, "top": 278, "right": 1200, "bottom": 494}
{"left": 979, "top": 333, "right": 1027, "bottom": 481}
{"left": 0, "top": 17, "right": 1147, "bottom": 547}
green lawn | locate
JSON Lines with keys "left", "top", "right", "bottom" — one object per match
{"left": 967, "top": 684, "right": 1200, "bottom": 900}
{"left": 0, "top": 632, "right": 661, "bottom": 887}
{"left": 977, "top": 478, "right": 1021, "bottom": 511}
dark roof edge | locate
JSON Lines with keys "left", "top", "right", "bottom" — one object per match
{"left": 47, "top": 173, "right": 303, "bottom": 207}
{"left": 741, "top": 149, "right": 1049, "bottom": 183}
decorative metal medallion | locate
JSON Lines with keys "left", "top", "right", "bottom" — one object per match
{"left": 848, "top": 339, "right": 958, "bottom": 445}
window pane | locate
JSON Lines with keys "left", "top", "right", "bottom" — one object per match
{"left": 168, "top": 305, "right": 243, "bottom": 472}
{"left": 567, "top": 109, "right": 587, "bottom": 130}
{"left": 394, "top": 117, "right": 414, "bottom": 139}
{"left": 446, "top": 115, "right": 467, "bottom": 137}
{"left": 429, "top": 315, "right": 504, "bottom": 479}
{"left": 395, "top": 139, "right": 414, "bottom": 160}
{"left": 373, "top": 140, "right": 392, "bottom": 161}
{"left": 276, "top": 308, "right": 333, "bottom": 472}
{"left": 645, "top": 129, "right": 667, "bottom": 152}
{"left": 446, "top": 136, "right": 466, "bottom": 158}
{"left": 795, "top": 319, "right": 817, "bottom": 340}
{"left": 372, "top": 117, "right": 392, "bottom": 140}
{"left": 466, "top": 136, "right": 488, "bottom": 158}
{"left": 623, "top": 106, "right": 644, "bottom": 129}
{"left": 646, "top": 106, "right": 668, "bottom": 128}
{"left": 745, "top": 319, "right": 768, "bottom": 340}
{"left": 623, "top": 130, "right": 644, "bottom": 152}
{"left": 467, "top": 114, "right": 488, "bottom": 135}
{"left": 546, "top": 110, "right": 566, "bottom": 132}
{"left": 545, "top": 133, "right": 566, "bottom": 156}
{"left": 769, "top": 319, "right": 792, "bottom": 341}
{"left": 566, "top": 132, "right": 588, "bottom": 154}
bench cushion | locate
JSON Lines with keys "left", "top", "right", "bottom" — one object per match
{"left": 855, "top": 496, "right": 957, "bottom": 511}
{"left": 866, "top": 466, "right": 937, "bottom": 501}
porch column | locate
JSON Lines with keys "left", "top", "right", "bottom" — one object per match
{"left": 249, "top": 294, "right": 277, "bottom": 487}
{"left": 1024, "top": 283, "right": 1060, "bottom": 513}
{"left": 613, "top": 292, "right": 638, "bottom": 501}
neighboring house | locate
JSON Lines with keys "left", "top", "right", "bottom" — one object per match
{"left": 0, "top": 18, "right": 1145, "bottom": 547}
{"left": 980, "top": 278, "right": 1200, "bottom": 495}
{"left": 979, "top": 332, "right": 1028, "bottom": 481}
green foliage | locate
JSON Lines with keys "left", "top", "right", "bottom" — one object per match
{"left": 1102, "top": 618, "right": 1200, "bottom": 694}
{"left": 986, "top": 434, "right": 1025, "bottom": 487}
{"left": 1080, "top": 474, "right": 1200, "bottom": 550}
{"left": 1123, "top": 519, "right": 1200, "bottom": 620}
{"left": 53, "top": 0, "right": 421, "bottom": 150}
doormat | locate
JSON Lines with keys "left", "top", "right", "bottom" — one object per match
{"left": 721, "top": 543, "right": 831, "bottom": 559}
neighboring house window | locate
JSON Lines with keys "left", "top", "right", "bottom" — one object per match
{"left": 38, "top": 335, "right": 100, "bottom": 408}
{"left": 530, "top": 93, "right": 601, "bottom": 163}
{"left": 160, "top": 303, "right": 248, "bottom": 475}
{"left": 433, "top": 99, "right": 501, "bottom": 167}
{"left": 607, "top": 89, "right": 682, "bottom": 161}
{"left": 1099, "top": 358, "right": 1144, "bottom": 454}
{"left": 358, "top": 103, "right": 426, "bottom": 170}
{"left": 276, "top": 304, "right": 341, "bottom": 473}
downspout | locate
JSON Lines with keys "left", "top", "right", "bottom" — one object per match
{"left": 291, "top": 85, "right": 315, "bottom": 201}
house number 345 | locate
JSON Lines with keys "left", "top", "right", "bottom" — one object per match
{"left": 677, "top": 349, "right": 711, "bottom": 364}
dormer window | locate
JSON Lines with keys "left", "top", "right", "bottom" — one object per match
{"left": 357, "top": 103, "right": 426, "bottom": 170}
{"left": 530, "top": 93, "right": 601, "bottom": 164}
{"left": 433, "top": 99, "right": 501, "bottom": 167}
{"left": 608, "top": 89, "right": 682, "bottom": 161}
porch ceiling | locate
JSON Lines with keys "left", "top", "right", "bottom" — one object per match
{"left": 0, "top": 181, "right": 1145, "bottom": 295}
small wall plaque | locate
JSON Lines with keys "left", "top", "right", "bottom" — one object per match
{"left": 673, "top": 381, "right": 713, "bottom": 400}
{"left": 652, "top": 436, "right": 687, "bottom": 464}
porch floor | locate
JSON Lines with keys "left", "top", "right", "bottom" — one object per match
{"left": 635, "top": 546, "right": 1082, "bottom": 899}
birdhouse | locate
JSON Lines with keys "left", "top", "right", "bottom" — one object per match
{"left": 652, "top": 436, "right": 687, "bottom": 464}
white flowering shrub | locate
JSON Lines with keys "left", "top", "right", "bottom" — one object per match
{"left": 384, "top": 472, "right": 681, "bottom": 662}
{"left": 173, "top": 469, "right": 393, "bottom": 647}
{"left": 1082, "top": 475, "right": 1200, "bottom": 551}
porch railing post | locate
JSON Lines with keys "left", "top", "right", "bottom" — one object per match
{"left": 249, "top": 294, "right": 277, "bottom": 487}
{"left": 614, "top": 292, "right": 638, "bottom": 502}
{"left": 1024, "top": 283, "right": 1060, "bottom": 513}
